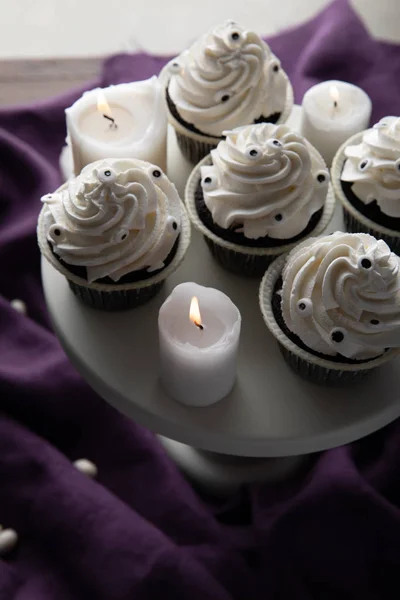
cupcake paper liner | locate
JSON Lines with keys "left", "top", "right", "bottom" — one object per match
{"left": 331, "top": 133, "right": 400, "bottom": 255}
{"left": 169, "top": 75, "right": 294, "bottom": 164}
{"left": 67, "top": 279, "right": 164, "bottom": 311}
{"left": 259, "top": 255, "right": 398, "bottom": 385}
{"left": 185, "top": 153, "right": 335, "bottom": 277}
{"left": 38, "top": 200, "right": 191, "bottom": 311}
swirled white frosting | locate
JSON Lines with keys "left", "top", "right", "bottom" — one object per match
{"left": 341, "top": 116, "right": 400, "bottom": 217}
{"left": 281, "top": 232, "right": 400, "bottom": 359}
{"left": 41, "top": 158, "right": 182, "bottom": 283}
{"left": 162, "top": 21, "right": 289, "bottom": 137}
{"left": 200, "top": 123, "right": 329, "bottom": 240}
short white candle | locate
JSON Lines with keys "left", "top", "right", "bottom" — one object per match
{"left": 300, "top": 80, "right": 372, "bottom": 166}
{"left": 158, "top": 282, "right": 241, "bottom": 407}
{"left": 66, "top": 76, "right": 167, "bottom": 175}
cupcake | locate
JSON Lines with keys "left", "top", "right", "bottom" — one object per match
{"left": 185, "top": 123, "right": 335, "bottom": 276}
{"left": 332, "top": 116, "right": 400, "bottom": 254}
{"left": 160, "top": 20, "right": 293, "bottom": 164}
{"left": 259, "top": 232, "right": 400, "bottom": 385}
{"left": 38, "top": 158, "right": 191, "bottom": 310}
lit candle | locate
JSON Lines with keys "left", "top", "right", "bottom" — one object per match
{"left": 158, "top": 282, "right": 241, "bottom": 407}
{"left": 300, "top": 80, "right": 372, "bottom": 166}
{"left": 66, "top": 76, "right": 167, "bottom": 175}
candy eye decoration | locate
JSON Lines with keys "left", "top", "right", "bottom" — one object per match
{"left": 370, "top": 318, "right": 380, "bottom": 326}
{"left": 331, "top": 328, "right": 346, "bottom": 344}
{"left": 215, "top": 90, "right": 232, "bottom": 104}
{"left": 316, "top": 170, "right": 329, "bottom": 184}
{"left": 358, "top": 159, "right": 371, "bottom": 172}
{"left": 113, "top": 228, "right": 129, "bottom": 243}
{"left": 170, "top": 61, "right": 181, "bottom": 74}
{"left": 271, "top": 60, "right": 280, "bottom": 73}
{"left": 97, "top": 167, "right": 117, "bottom": 184}
{"left": 166, "top": 216, "right": 179, "bottom": 235}
{"left": 358, "top": 256, "right": 373, "bottom": 270}
{"left": 202, "top": 175, "right": 217, "bottom": 191}
{"left": 296, "top": 298, "right": 313, "bottom": 317}
{"left": 230, "top": 31, "right": 240, "bottom": 42}
{"left": 274, "top": 213, "right": 283, "bottom": 222}
{"left": 152, "top": 169, "right": 162, "bottom": 178}
{"left": 48, "top": 224, "right": 66, "bottom": 244}
{"left": 246, "top": 146, "right": 262, "bottom": 160}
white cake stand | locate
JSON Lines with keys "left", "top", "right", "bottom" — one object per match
{"left": 47, "top": 106, "right": 400, "bottom": 495}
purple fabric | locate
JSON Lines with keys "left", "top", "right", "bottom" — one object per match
{"left": 1, "top": 1, "right": 400, "bottom": 598}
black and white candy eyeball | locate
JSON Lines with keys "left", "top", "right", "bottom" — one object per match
{"left": 330, "top": 327, "right": 346, "bottom": 344}
{"left": 316, "top": 170, "right": 329, "bottom": 184}
{"left": 358, "top": 255, "right": 373, "bottom": 270}
{"left": 246, "top": 145, "right": 262, "bottom": 160}
{"left": 202, "top": 174, "right": 217, "bottom": 191}
{"left": 296, "top": 298, "right": 313, "bottom": 317}
{"left": 215, "top": 90, "right": 232, "bottom": 104}
{"left": 97, "top": 167, "right": 117, "bottom": 184}
{"left": 270, "top": 59, "right": 280, "bottom": 74}
{"left": 151, "top": 168, "right": 163, "bottom": 179}
{"left": 48, "top": 223, "right": 66, "bottom": 244}
{"left": 169, "top": 60, "right": 181, "bottom": 74}
{"left": 358, "top": 158, "right": 371, "bottom": 172}
{"left": 113, "top": 228, "right": 129, "bottom": 243}
{"left": 370, "top": 318, "right": 380, "bottom": 327}
{"left": 267, "top": 138, "right": 283, "bottom": 151}
{"left": 166, "top": 216, "right": 179, "bottom": 235}
{"left": 230, "top": 29, "right": 241, "bottom": 42}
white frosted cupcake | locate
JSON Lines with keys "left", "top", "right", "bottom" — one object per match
{"left": 260, "top": 232, "right": 400, "bottom": 385}
{"left": 161, "top": 20, "right": 293, "bottom": 163}
{"left": 186, "top": 123, "right": 335, "bottom": 276}
{"left": 38, "top": 158, "right": 191, "bottom": 310}
{"left": 332, "top": 116, "right": 400, "bottom": 254}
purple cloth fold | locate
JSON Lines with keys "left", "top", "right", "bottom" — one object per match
{"left": 1, "top": 1, "right": 400, "bottom": 598}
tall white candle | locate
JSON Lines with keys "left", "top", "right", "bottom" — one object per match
{"left": 66, "top": 76, "right": 167, "bottom": 175}
{"left": 158, "top": 282, "right": 241, "bottom": 407}
{"left": 301, "top": 80, "right": 372, "bottom": 166}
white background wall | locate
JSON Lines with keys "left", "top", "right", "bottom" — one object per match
{"left": 0, "top": 0, "right": 398, "bottom": 59}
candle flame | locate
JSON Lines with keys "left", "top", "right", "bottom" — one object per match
{"left": 330, "top": 85, "right": 339, "bottom": 107}
{"left": 97, "top": 90, "right": 113, "bottom": 119}
{"left": 189, "top": 296, "right": 203, "bottom": 329}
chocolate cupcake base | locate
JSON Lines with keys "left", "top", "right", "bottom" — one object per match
{"left": 259, "top": 255, "right": 398, "bottom": 386}
{"left": 332, "top": 133, "right": 400, "bottom": 256}
{"left": 185, "top": 155, "right": 335, "bottom": 278}
{"left": 38, "top": 199, "right": 191, "bottom": 312}
{"left": 68, "top": 279, "right": 164, "bottom": 311}
{"left": 175, "top": 131, "right": 217, "bottom": 166}
{"left": 203, "top": 235, "right": 276, "bottom": 277}
{"left": 341, "top": 202, "right": 400, "bottom": 256}
{"left": 168, "top": 75, "right": 294, "bottom": 164}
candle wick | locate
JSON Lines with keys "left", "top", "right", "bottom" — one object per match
{"left": 103, "top": 114, "right": 118, "bottom": 129}
{"left": 195, "top": 321, "right": 204, "bottom": 330}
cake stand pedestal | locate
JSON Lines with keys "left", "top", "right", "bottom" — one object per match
{"left": 47, "top": 105, "right": 400, "bottom": 495}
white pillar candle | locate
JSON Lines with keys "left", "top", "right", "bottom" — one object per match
{"left": 158, "top": 282, "right": 241, "bottom": 407}
{"left": 300, "top": 80, "right": 372, "bottom": 166}
{"left": 66, "top": 76, "right": 167, "bottom": 175}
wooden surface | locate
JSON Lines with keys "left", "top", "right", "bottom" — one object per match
{"left": 0, "top": 58, "right": 102, "bottom": 107}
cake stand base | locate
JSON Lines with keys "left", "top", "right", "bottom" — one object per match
{"left": 158, "top": 436, "right": 309, "bottom": 496}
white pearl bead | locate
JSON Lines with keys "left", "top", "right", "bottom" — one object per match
{"left": 10, "top": 299, "right": 27, "bottom": 315}
{"left": 0, "top": 528, "right": 18, "bottom": 556}
{"left": 73, "top": 458, "right": 98, "bottom": 478}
